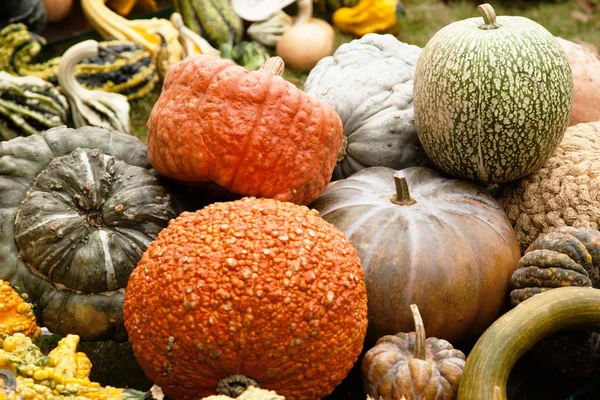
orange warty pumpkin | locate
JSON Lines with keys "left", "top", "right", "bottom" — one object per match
{"left": 0, "top": 280, "right": 41, "bottom": 340}
{"left": 147, "top": 55, "right": 343, "bottom": 205}
{"left": 123, "top": 197, "right": 368, "bottom": 400}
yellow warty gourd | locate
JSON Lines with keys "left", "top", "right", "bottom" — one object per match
{"left": 0, "top": 281, "right": 40, "bottom": 341}
{"left": 332, "top": 0, "right": 403, "bottom": 37}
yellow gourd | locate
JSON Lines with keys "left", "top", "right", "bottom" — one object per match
{"left": 0, "top": 281, "right": 40, "bottom": 341}
{"left": 332, "top": 0, "right": 404, "bottom": 37}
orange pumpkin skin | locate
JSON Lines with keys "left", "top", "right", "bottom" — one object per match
{"left": 147, "top": 55, "right": 343, "bottom": 205}
{"left": 123, "top": 197, "right": 368, "bottom": 400}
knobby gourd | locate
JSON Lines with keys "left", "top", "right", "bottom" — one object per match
{"left": 124, "top": 197, "right": 368, "bottom": 400}
{"left": 413, "top": 3, "right": 573, "bottom": 185}
{"left": 362, "top": 304, "right": 465, "bottom": 400}
{"left": 0, "top": 126, "right": 177, "bottom": 341}
{"left": 332, "top": 0, "right": 404, "bottom": 37}
{"left": 457, "top": 287, "right": 600, "bottom": 399}
{"left": 304, "top": 34, "right": 430, "bottom": 180}
{"left": 147, "top": 55, "right": 343, "bottom": 205}
{"left": 310, "top": 166, "right": 521, "bottom": 344}
{"left": 0, "top": 281, "right": 41, "bottom": 341}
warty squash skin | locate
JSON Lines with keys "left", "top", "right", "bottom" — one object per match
{"left": 413, "top": 4, "right": 573, "bottom": 185}
{"left": 123, "top": 197, "right": 368, "bottom": 400}
{"left": 0, "top": 281, "right": 41, "bottom": 340}
{"left": 310, "top": 166, "right": 521, "bottom": 344}
{"left": 147, "top": 55, "right": 343, "bottom": 205}
{"left": 0, "top": 126, "right": 177, "bottom": 341}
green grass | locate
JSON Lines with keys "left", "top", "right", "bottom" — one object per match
{"left": 104, "top": 0, "right": 600, "bottom": 142}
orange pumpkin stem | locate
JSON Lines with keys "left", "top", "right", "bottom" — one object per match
{"left": 410, "top": 304, "right": 427, "bottom": 361}
{"left": 216, "top": 375, "right": 259, "bottom": 397}
{"left": 258, "top": 57, "right": 285, "bottom": 76}
{"left": 391, "top": 175, "right": 416, "bottom": 206}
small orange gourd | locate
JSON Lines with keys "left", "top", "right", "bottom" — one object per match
{"left": 147, "top": 55, "right": 343, "bottom": 205}
{"left": 123, "top": 197, "right": 368, "bottom": 400}
{"left": 0, "top": 280, "right": 41, "bottom": 340}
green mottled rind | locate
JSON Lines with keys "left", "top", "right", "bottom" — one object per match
{"left": 0, "top": 127, "right": 177, "bottom": 341}
{"left": 0, "top": 72, "right": 69, "bottom": 140}
{"left": 413, "top": 14, "right": 573, "bottom": 185}
{"left": 172, "top": 0, "right": 243, "bottom": 48}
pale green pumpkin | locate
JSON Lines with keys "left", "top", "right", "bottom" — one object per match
{"left": 413, "top": 4, "right": 573, "bottom": 185}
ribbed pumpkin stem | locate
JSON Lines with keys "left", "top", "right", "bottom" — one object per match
{"left": 478, "top": 4, "right": 501, "bottom": 30}
{"left": 337, "top": 135, "right": 349, "bottom": 162}
{"left": 391, "top": 175, "right": 416, "bottom": 206}
{"left": 411, "top": 304, "right": 426, "bottom": 361}
{"left": 259, "top": 57, "right": 285, "bottom": 76}
{"left": 216, "top": 375, "right": 259, "bottom": 398}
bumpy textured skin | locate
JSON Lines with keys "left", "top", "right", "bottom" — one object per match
{"left": 310, "top": 166, "right": 521, "bottom": 344}
{"left": 123, "top": 197, "right": 368, "bottom": 400}
{"left": 413, "top": 13, "right": 573, "bottom": 185}
{"left": 508, "top": 227, "right": 600, "bottom": 378}
{"left": 362, "top": 333, "right": 465, "bottom": 400}
{"left": 0, "top": 281, "right": 40, "bottom": 340}
{"left": 147, "top": 55, "right": 343, "bottom": 205}
{"left": 500, "top": 122, "right": 600, "bottom": 252}
{"left": 304, "top": 34, "right": 430, "bottom": 180}
{"left": 0, "top": 126, "right": 177, "bottom": 341}
{"left": 557, "top": 38, "right": 600, "bottom": 126}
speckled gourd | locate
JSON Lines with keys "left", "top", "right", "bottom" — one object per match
{"left": 413, "top": 4, "right": 573, "bottom": 185}
{"left": 304, "top": 34, "right": 430, "bottom": 180}
{"left": 500, "top": 121, "right": 600, "bottom": 252}
{"left": 0, "top": 126, "right": 177, "bottom": 341}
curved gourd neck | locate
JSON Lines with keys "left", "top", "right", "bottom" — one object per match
{"left": 478, "top": 3, "right": 501, "bottom": 30}
{"left": 295, "top": 0, "right": 313, "bottom": 25}
{"left": 57, "top": 40, "right": 99, "bottom": 100}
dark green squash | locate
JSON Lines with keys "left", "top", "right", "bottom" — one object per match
{"left": 0, "top": 24, "right": 158, "bottom": 100}
{"left": 0, "top": 126, "right": 178, "bottom": 341}
{"left": 458, "top": 286, "right": 600, "bottom": 399}
{"left": 313, "top": 0, "right": 359, "bottom": 18}
{"left": 0, "top": 0, "right": 46, "bottom": 33}
{"left": 509, "top": 227, "right": 600, "bottom": 377}
{"left": 0, "top": 72, "right": 69, "bottom": 140}
{"left": 172, "top": 0, "right": 243, "bottom": 48}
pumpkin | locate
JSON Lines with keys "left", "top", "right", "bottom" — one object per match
{"left": 509, "top": 227, "right": 600, "bottom": 378}
{"left": 172, "top": 0, "right": 243, "bottom": 48}
{"left": 499, "top": 121, "right": 600, "bottom": 252}
{"left": 0, "top": 126, "right": 177, "bottom": 341}
{"left": 0, "top": 72, "right": 69, "bottom": 140}
{"left": 123, "top": 197, "right": 368, "bottom": 400}
{"left": 43, "top": 0, "right": 73, "bottom": 23}
{"left": 332, "top": 0, "right": 404, "bottom": 37}
{"left": 276, "top": 0, "right": 335, "bottom": 72}
{"left": 0, "top": 281, "right": 40, "bottom": 341}
{"left": 58, "top": 40, "right": 131, "bottom": 133}
{"left": 362, "top": 304, "right": 466, "bottom": 400}
{"left": 304, "top": 34, "right": 430, "bottom": 180}
{"left": 0, "top": 25, "right": 158, "bottom": 100}
{"left": 147, "top": 55, "right": 343, "bottom": 205}
{"left": 0, "top": 333, "right": 154, "bottom": 399}
{"left": 457, "top": 286, "right": 600, "bottom": 399}
{"left": 413, "top": 4, "right": 573, "bottom": 185}
{"left": 310, "top": 166, "right": 521, "bottom": 344}
{"left": 557, "top": 37, "right": 600, "bottom": 126}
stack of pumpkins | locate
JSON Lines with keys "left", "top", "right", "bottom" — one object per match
{"left": 2, "top": 2, "right": 600, "bottom": 400}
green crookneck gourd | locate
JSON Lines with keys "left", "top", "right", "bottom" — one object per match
{"left": 0, "top": 24, "right": 158, "bottom": 100}
{"left": 0, "top": 126, "right": 178, "bottom": 341}
{"left": 247, "top": 11, "right": 293, "bottom": 48}
{"left": 57, "top": 40, "right": 131, "bottom": 134}
{"left": 0, "top": 72, "right": 69, "bottom": 140}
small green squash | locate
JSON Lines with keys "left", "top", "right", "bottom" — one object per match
{"left": 172, "top": 0, "right": 243, "bottom": 48}
{"left": 0, "top": 72, "right": 69, "bottom": 140}
{"left": 457, "top": 286, "right": 600, "bottom": 399}
{"left": 313, "top": 0, "right": 359, "bottom": 18}
{"left": 413, "top": 4, "right": 573, "bottom": 185}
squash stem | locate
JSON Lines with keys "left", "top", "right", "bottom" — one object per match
{"left": 295, "top": 0, "right": 313, "bottom": 25}
{"left": 337, "top": 135, "right": 349, "bottom": 162}
{"left": 216, "top": 375, "right": 259, "bottom": 397}
{"left": 391, "top": 175, "right": 416, "bottom": 206}
{"left": 411, "top": 304, "right": 426, "bottom": 361}
{"left": 478, "top": 4, "right": 501, "bottom": 30}
{"left": 258, "top": 56, "right": 285, "bottom": 76}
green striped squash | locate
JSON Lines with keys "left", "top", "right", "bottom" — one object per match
{"left": 413, "top": 4, "right": 573, "bottom": 185}
{"left": 313, "top": 0, "right": 359, "bottom": 17}
{"left": 0, "top": 24, "right": 158, "bottom": 100}
{"left": 0, "top": 71, "right": 69, "bottom": 140}
{"left": 172, "top": 0, "right": 243, "bottom": 48}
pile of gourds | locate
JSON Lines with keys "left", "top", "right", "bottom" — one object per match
{"left": 1, "top": 1, "right": 600, "bottom": 400}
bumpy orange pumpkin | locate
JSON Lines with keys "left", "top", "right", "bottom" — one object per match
{"left": 0, "top": 280, "right": 41, "bottom": 340}
{"left": 147, "top": 55, "right": 343, "bottom": 205}
{"left": 123, "top": 197, "right": 368, "bottom": 400}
